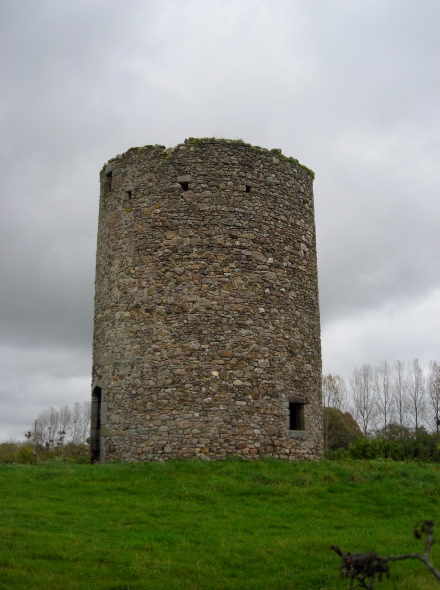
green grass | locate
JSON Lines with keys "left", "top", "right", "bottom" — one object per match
{"left": 0, "top": 460, "right": 439, "bottom": 589}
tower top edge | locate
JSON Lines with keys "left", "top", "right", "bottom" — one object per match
{"left": 100, "top": 138, "right": 315, "bottom": 180}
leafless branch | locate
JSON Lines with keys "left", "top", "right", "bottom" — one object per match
{"left": 331, "top": 520, "right": 440, "bottom": 588}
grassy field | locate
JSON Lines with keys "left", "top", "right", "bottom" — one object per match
{"left": 0, "top": 459, "right": 439, "bottom": 589}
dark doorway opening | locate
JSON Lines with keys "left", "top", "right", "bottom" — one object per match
{"left": 289, "top": 402, "right": 305, "bottom": 431}
{"left": 91, "top": 387, "right": 102, "bottom": 463}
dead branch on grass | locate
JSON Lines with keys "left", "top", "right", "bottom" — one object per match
{"left": 331, "top": 520, "right": 440, "bottom": 588}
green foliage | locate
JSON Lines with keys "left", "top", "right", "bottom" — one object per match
{"left": 17, "top": 444, "right": 34, "bottom": 464}
{"left": 0, "top": 442, "right": 19, "bottom": 464}
{"left": 0, "top": 460, "right": 439, "bottom": 589}
{"left": 348, "top": 428, "right": 440, "bottom": 462}
{"left": 270, "top": 147, "right": 316, "bottom": 179}
{"left": 187, "top": 136, "right": 217, "bottom": 143}
{"left": 0, "top": 441, "right": 89, "bottom": 465}
{"left": 379, "top": 423, "right": 413, "bottom": 441}
{"left": 62, "top": 442, "right": 91, "bottom": 463}
{"left": 324, "top": 447, "right": 350, "bottom": 460}
{"left": 0, "top": 442, "right": 36, "bottom": 464}
{"left": 349, "top": 437, "right": 391, "bottom": 460}
{"left": 323, "top": 407, "right": 363, "bottom": 450}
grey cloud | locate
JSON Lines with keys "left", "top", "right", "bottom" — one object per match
{"left": 1, "top": 0, "right": 439, "bottom": 440}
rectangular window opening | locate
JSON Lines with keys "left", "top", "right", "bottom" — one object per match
{"left": 245, "top": 185, "right": 251, "bottom": 193}
{"left": 126, "top": 190, "right": 132, "bottom": 199}
{"left": 179, "top": 181, "right": 189, "bottom": 191}
{"left": 289, "top": 402, "right": 305, "bottom": 431}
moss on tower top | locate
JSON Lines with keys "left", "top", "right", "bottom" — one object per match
{"left": 184, "top": 138, "right": 315, "bottom": 179}
{"left": 100, "top": 138, "right": 315, "bottom": 180}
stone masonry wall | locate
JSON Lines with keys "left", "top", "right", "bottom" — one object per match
{"left": 92, "top": 138, "right": 323, "bottom": 462}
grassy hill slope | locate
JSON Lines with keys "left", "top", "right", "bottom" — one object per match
{"left": 1, "top": 459, "right": 439, "bottom": 589}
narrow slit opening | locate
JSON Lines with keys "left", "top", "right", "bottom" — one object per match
{"left": 245, "top": 185, "right": 251, "bottom": 193}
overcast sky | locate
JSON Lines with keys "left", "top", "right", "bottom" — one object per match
{"left": 1, "top": 0, "right": 439, "bottom": 441}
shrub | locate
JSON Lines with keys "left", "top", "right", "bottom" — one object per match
{"left": 348, "top": 429, "right": 440, "bottom": 461}
{"left": 324, "top": 448, "right": 349, "bottom": 460}
{"left": 0, "top": 442, "right": 19, "bottom": 464}
{"left": 63, "top": 443, "right": 90, "bottom": 464}
{"left": 348, "top": 437, "right": 385, "bottom": 460}
{"left": 0, "top": 440, "right": 90, "bottom": 465}
{"left": 323, "top": 408, "right": 363, "bottom": 450}
{"left": 17, "top": 444, "right": 34, "bottom": 464}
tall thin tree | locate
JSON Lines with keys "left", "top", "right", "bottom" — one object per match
{"left": 407, "top": 358, "right": 425, "bottom": 432}
{"left": 374, "top": 361, "right": 393, "bottom": 432}
{"left": 428, "top": 360, "right": 440, "bottom": 433}
{"left": 322, "top": 374, "right": 348, "bottom": 410}
{"left": 393, "top": 360, "right": 409, "bottom": 429}
{"left": 351, "top": 364, "right": 376, "bottom": 436}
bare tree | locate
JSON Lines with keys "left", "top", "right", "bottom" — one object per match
{"left": 351, "top": 364, "right": 376, "bottom": 436}
{"left": 392, "top": 360, "right": 409, "bottom": 429}
{"left": 32, "top": 401, "right": 91, "bottom": 447}
{"left": 428, "top": 360, "right": 440, "bottom": 433}
{"left": 322, "top": 374, "right": 349, "bottom": 450}
{"left": 374, "top": 361, "right": 393, "bottom": 432}
{"left": 407, "top": 358, "right": 425, "bottom": 432}
{"left": 59, "top": 405, "right": 74, "bottom": 441}
{"left": 36, "top": 406, "right": 60, "bottom": 447}
{"left": 322, "top": 374, "right": 348, "bottom": 410}
{"left": 71, "top": 402, "right": 83, "bottom": 443}
{"left": 79, "top": 400, "right": 91, "bottom": 444}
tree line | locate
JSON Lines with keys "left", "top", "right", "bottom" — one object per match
{"left": 323, "top": 359, "right": 440, "bottom": 459}
{"left": 324, "top": 359, "right": 440, "bottom": 435}
{"left": 27, "top": 401, "right": 91, "bottom": 448}
{"left": 0, "top": 401, "right": 91, "bottom": 464}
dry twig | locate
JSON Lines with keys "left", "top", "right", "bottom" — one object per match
{"left": 331, "top": 520, "right": 440, "bottom": 588}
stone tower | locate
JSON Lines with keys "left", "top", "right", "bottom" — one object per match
{"left": 91, "top": 138, "right": 323, "bottom": 462}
